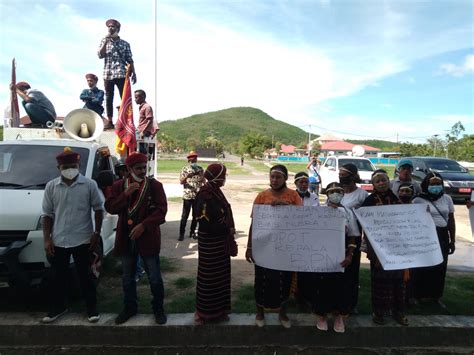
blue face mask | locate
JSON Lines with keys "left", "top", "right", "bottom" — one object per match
{"left": 428, "top": 185, "right": 443, "bottom": 195}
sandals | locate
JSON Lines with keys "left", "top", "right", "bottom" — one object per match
{"left": 393, "top": 313, "right": 409, "bottom": 326}
{"left": 372, "top": 314, "right": 385, "bottom": 325}
{"left": 255, "top": 314, "right": 265, "bottom": 328}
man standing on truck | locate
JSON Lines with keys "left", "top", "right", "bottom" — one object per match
{"left": 12, "top": 81, "right": 56, "bottom": 127}
{"left": 135, "top": 89, "right": 158, "bottom": 155}
{"left": 98, "top": 18, "right": 136, "bottom": 129}
{"left": 80, "top": 73, "right": 105, "bottom": 116}
{"left": 105, "top": 152, "right": 168, "bottom": 325}
{"left": 41, "top": 147, "right": 104, "bottom": 323}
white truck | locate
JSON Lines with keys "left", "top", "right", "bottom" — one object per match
{"left": 0, "top": 122, "right": 118, "bottom": 289}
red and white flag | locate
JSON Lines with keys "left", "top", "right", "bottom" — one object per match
{"left": 115, "top": 67, "right": 136, "bottom": 155}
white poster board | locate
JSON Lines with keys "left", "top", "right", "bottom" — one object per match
{"left": 470, "top": 191, "right": 474, "bottom": 238}
{"left": 355, "top": 204, "right": 443, "bottom": 270}
{"left": 251, "top": 205, "right": 346, "bottom": 273}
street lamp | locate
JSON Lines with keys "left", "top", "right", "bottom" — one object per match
{"left": 433, "top": 134, "right": 439, "bottom": 157}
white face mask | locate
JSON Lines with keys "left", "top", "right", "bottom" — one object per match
{"left": 328, "top": 192, "right": 343, "bottom": 205}
{"left": 131, "top": 172, "right": 144, "bottom": 183}
{"left": 61, "top": 168, "right": 79, "bottom": 180}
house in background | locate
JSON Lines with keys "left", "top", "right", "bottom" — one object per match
{"left": 311, "top": 135, "right": 380, "bottom": 157}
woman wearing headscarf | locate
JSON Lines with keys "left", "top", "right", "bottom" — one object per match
{"left": 298, "top": 182, "right": 358, "bottom": 333}
{"left": 412, "top": 172, "right": 455, "bottom": 305}
{"left": 194, "top": 163, "right": 237, "bottom": 324}
{"left": 246, "top": 165, "right": 302, "bottom": 328}
{"left": 361, "top": 169, "right": 408, "bottom": 326}
{"left": 339, "top": 163, "right": 368, "bottom": 313}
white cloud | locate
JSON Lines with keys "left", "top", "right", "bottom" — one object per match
{"left": 439, "top": 54, "right": 474, "bottom": 77}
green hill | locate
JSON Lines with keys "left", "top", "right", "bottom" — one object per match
{"left": 159, "top": 107, "right": 311, "bottom": 147}
{"left": 346, "top": 139, "right": 398, "bottom": 151}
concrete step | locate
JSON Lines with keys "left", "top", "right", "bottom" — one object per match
{"left": 0, "top": 313, "right": 472, "bottom": 354}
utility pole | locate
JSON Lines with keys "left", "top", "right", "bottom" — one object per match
{"left": 433, "top": 134, "right": 439, "bottom": 157}
{"left": 308, "top": 124, "right": 311, "bottom": 155}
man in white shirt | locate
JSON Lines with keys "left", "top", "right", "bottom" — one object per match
{"left": 41, "top": 147, "right": 104, "bottom": 323}
{"left": 294, "top": 172, "right": 320, "bottom": 206}
{"left": 391, "top": 159, "right": 421, "bottom": 197}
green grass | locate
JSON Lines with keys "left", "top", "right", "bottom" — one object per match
{"left": 247, "top": 161, "right": 274, "bottom": 173}
{"left": 167, "top": 197, "right": 183, "bottom": 203}
{"left": 160, "top": 256, "right": 178, "bottom": 273}
{"left": 230, "top": 268, "right": 474, "bottom": 316}
{"left": 174, "top": 277, "right": 195, "bottom": 289}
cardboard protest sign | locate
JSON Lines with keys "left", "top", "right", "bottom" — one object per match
{"left": 251, "top": 205, "right": 346, "bottom": 272}
{"left": 355, "top": 204, "right": 443, "bottom": 270}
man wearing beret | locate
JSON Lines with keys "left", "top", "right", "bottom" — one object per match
{"left": 105, "top": 153, "right": 168, "bottom": 325}
{"left": 41, "top": 147, "right": 105, "bottom": 323}
{"left": 12, "top": 81, "right": 56, "bottom": 127}
{"left": 80, "top": 73, "right": 105, "bottom": 116}
{"left": 390, "top": 159, "right": 421, "bottom": 198}
{"left": 98, "top": 18, "right": 136, "bottom": 129}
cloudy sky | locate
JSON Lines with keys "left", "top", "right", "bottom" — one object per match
{"left": 1, "top": 0, "right": 473, "bottom": 143}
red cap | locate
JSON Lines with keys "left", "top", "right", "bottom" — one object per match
{"left": 125, "top": 152, "right": 147, "bottom": 167}
{"left": 56, "top": 147, "right": 80, "bottom": 165}
{"left": 85, "top": 73, "right": 98, "bottom": 81}
{"left": 106, "top": 19, "right": 121, "bottom": 29}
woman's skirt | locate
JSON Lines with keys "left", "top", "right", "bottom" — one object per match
{"left": 411, "top": 227, "right": 450, "bottom": 300}
{"left": 254, "top": 265, "right": 292, "bottom": 310}
{"left": 195, "top": 231, "right": 231, "bottom": 320}
{"left": 298, "top": 271, "right": 346, "bottom": 315}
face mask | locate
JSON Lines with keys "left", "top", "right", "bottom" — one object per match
{"left": 328, "top": 192, "right": 343, "bottom": 205}
{"left": 428, "top": 185, "right": 443, "bottom": 195}
{"left": 61, "top": 168, "right": 79, "bottom": 180}
{"left": 399, "top": 195, "right": 412, "bottom": 203}
{"left": 131, "top": 172, "right": 144, "bottom": 183}
{"left": 339, "top": 176, "right": 352, "bottom": 186}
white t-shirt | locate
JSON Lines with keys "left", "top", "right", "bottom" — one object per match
{"left": 301, "top": 192, "right": 320, "bottom": 206}
{"left": 413, "top": 194, "right": 454, "bottom": 227}
{"left": 341, "top": 188, "right": 368, "bottom": 237}
{"left": 341, "top": 187, "right": 369, "bottom": 210}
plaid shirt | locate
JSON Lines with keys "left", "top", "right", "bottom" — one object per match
{"left": 98, "top": 37, "right": 133, "bottom": 80}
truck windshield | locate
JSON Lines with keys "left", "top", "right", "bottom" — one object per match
{"left": 338, "top": 158, "right": 375, "bottom": 172}
{"left": 0, "top": 145, "right": 89, "bottom": 190}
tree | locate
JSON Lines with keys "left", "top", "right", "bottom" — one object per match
{"left": 399, "top": 142, "right": 431, "bottom": 157}
{"left": 204, "top": 135, "right": 224, "bottom": 154}
{"left": 311, "top": 141, "right": 321, "bottom": 156}
{"left": 427, "top": 135, "right": 446, "bottom": 157}
{"left": 185, "top": 137, "right": 200, "bottom": 151}
{"left": 158, "top": 132, "right": 180, "bottom": 153}
{"left": 445, "top": 121, "right": 465, "bottom": 160}
{"left": 455, "top": 134, "right": 474, "bottom": 161}
{"left": 239, "top": 133, "right": 272, "bottom": 157}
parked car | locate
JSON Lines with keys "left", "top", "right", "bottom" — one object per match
{"left": 395, "top": 157, "right": 474, "bottom": 201}
{"left": 318, "top": 156, "right": 376, "bottom": 193}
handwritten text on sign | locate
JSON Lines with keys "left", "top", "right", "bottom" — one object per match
{"left": 251, "top": 205, "right": 346, "bottom": 273}
{"left": 355, "top": 204, "right": 442, "bottom": 270}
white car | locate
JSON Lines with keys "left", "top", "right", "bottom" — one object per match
{"left": 318, "top": 156, "right": 376, "bottom": 193}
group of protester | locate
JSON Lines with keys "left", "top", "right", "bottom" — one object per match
{"left": 181, "top": 157, "right": 460, "bottom": 333}
{"left": 12, "top": 18, "right": 156, "bottom": 141}
{"left": 40, "top": 146, "right": 462, "bottom": 333}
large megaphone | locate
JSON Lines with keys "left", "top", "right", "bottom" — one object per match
{"left": 63, "top": 109, "right": 104, "bottom": 142}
